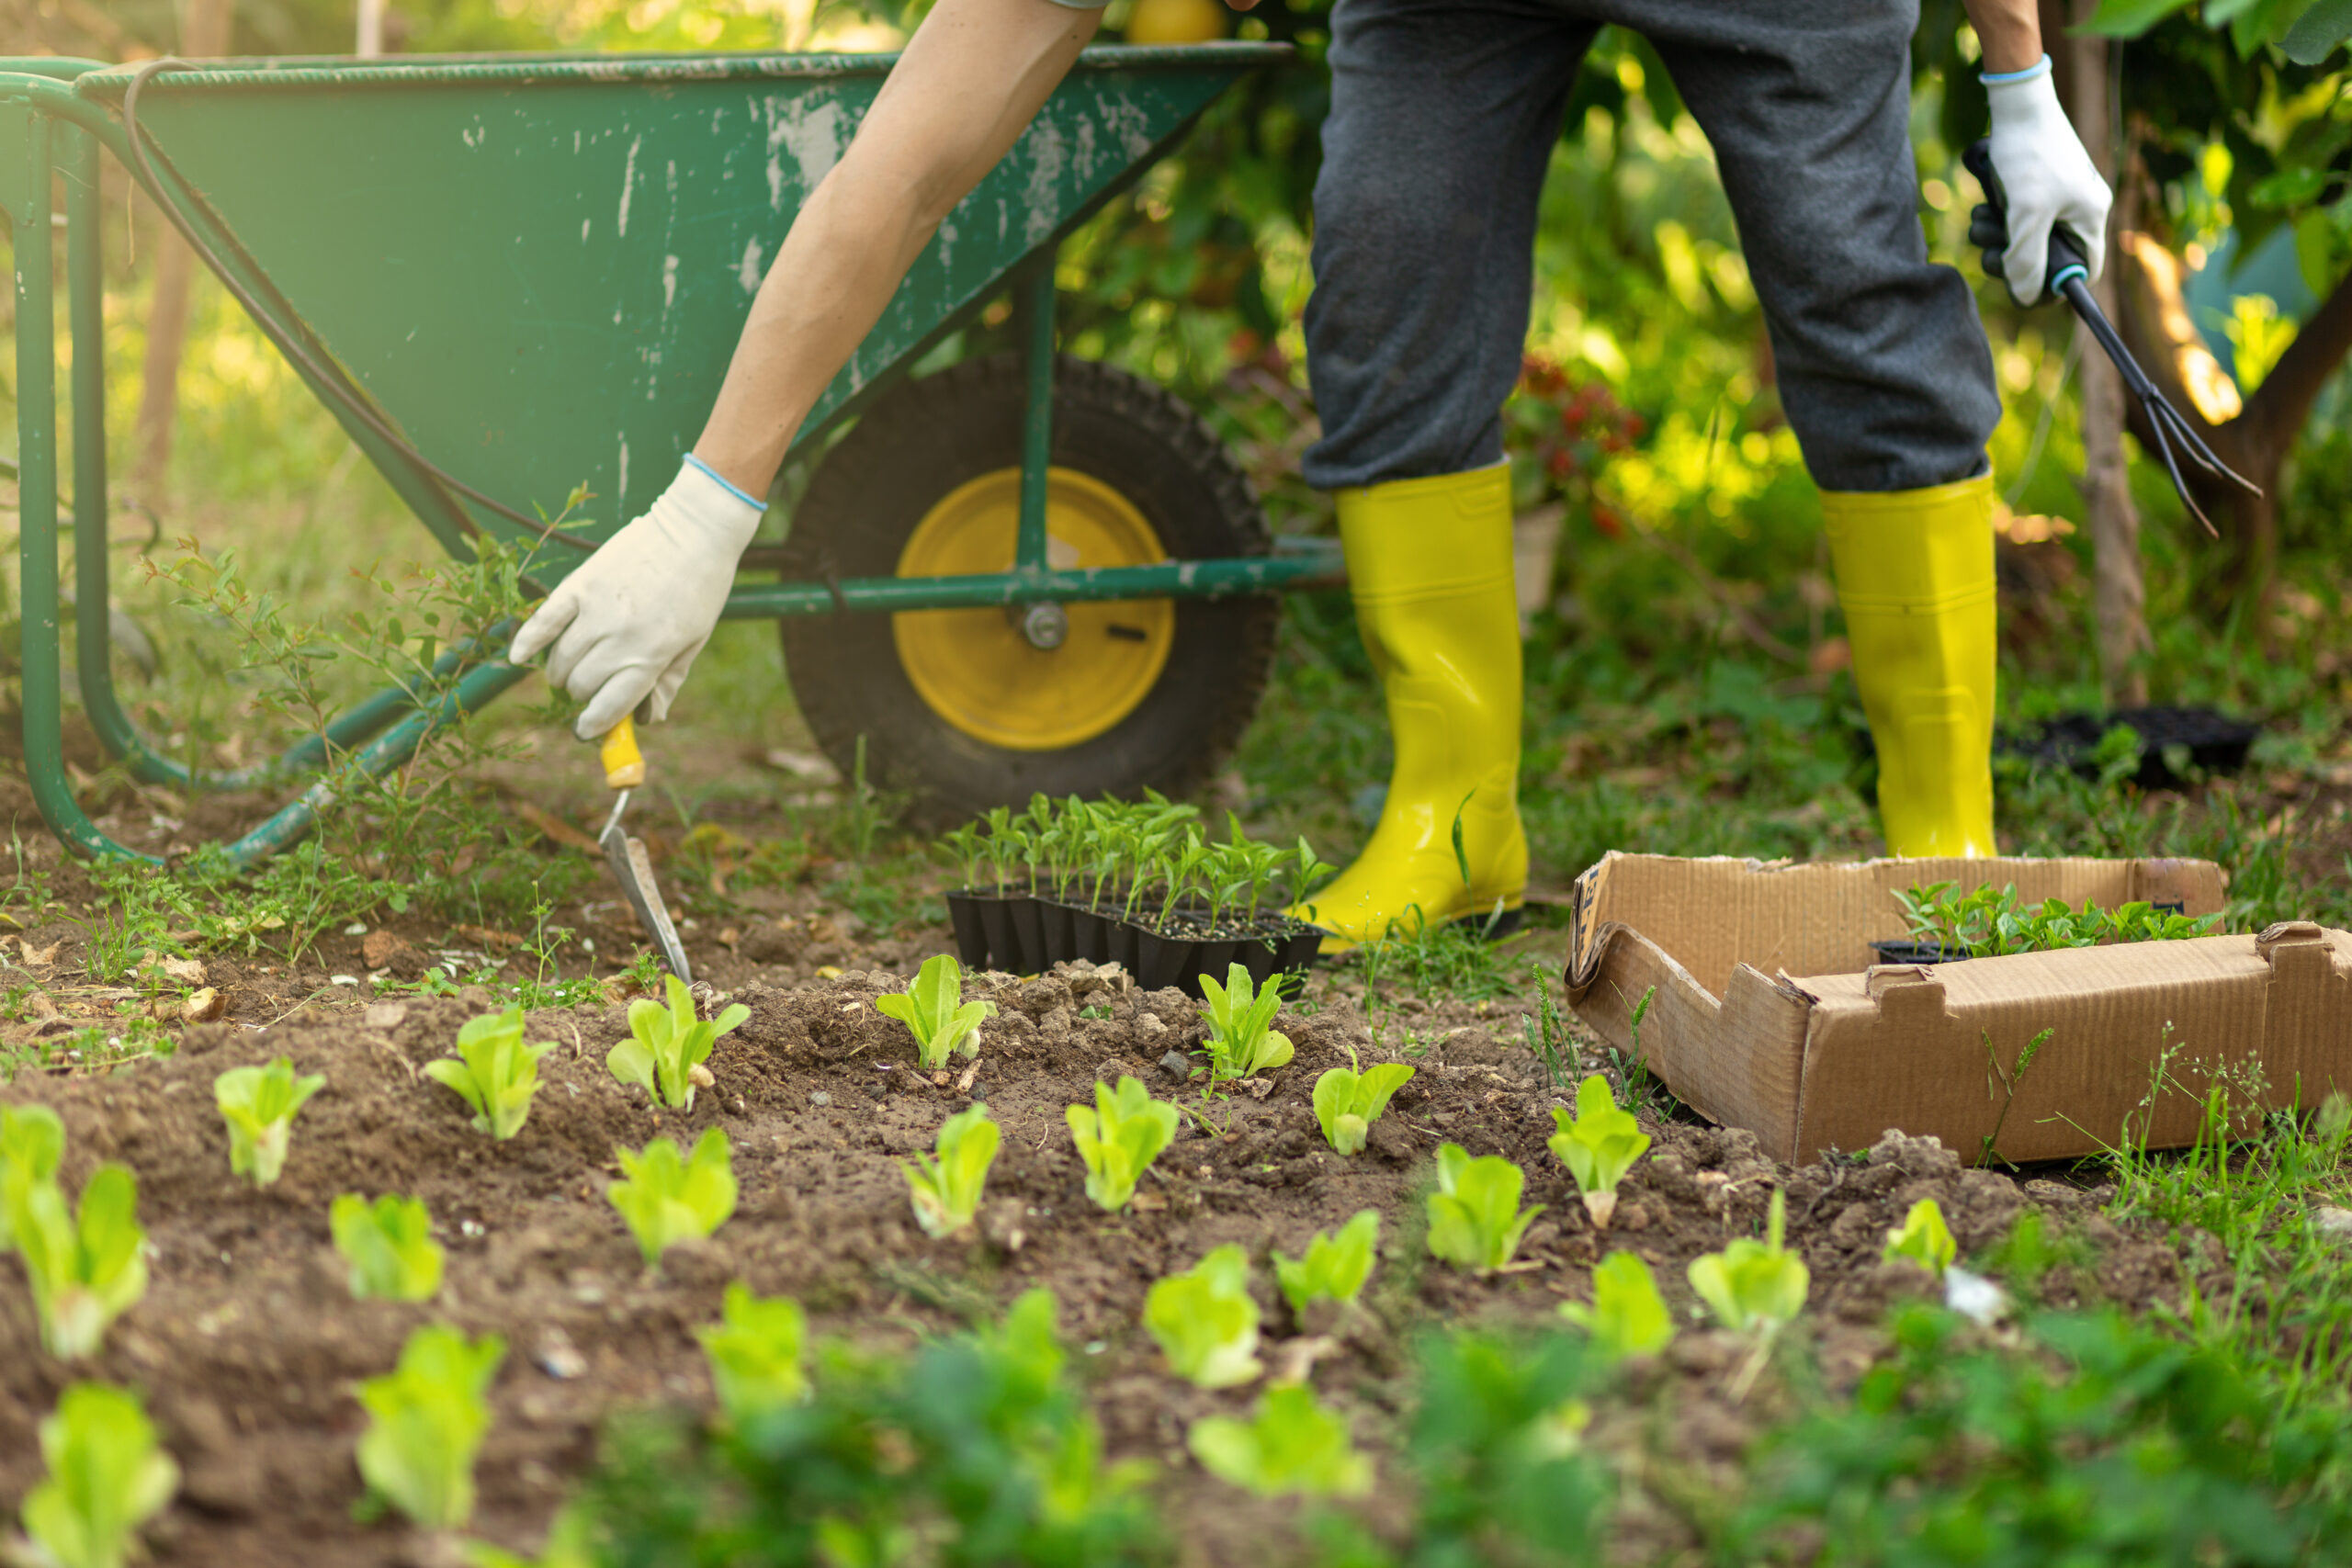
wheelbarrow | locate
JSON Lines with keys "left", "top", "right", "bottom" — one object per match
{"left": 0, "top": 44, "right": 1340, "bottom": 865}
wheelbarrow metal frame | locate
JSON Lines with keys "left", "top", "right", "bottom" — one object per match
{"left": 0, "top": 49, "right": 1343, "bottom": 868}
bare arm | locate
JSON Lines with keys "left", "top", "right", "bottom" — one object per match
{"left": 694, "top": 0, "right": 1102, "bottom": 496}
{"left": 1960, "top": 0, "right": 2042, "bottom": 75}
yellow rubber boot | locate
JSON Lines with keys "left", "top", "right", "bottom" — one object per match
{"left": 1295, "top": 465, "right": 1526, "bottom": 949}
{"left": 1822, "top": 474, "right": 2000, "bottom": 859}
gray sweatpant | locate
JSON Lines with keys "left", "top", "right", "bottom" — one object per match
{"left": 1300, "top": 0, "right": 2001, "bottom": 495}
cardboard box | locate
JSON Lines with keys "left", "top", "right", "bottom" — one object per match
{"left": 1564, "top": 852, "right": 2352, "bottom": 1165}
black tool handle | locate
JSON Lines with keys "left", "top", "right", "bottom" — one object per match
{"left": 1963, "top": 138, "right": 2087, "bottom": 307}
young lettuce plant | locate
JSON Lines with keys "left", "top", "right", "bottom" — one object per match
{"left": 355, "top": 1324, "right": 505, "bottom": 1533}
{"left": 213, "top": 1056, "right": 326, "bottom": 1186}
{"left": 696, "top": 1281, "right": 809, "bottom": 1426}
{"left": 1883, "top": 1197, "right": 1958, "bottom": 1277}
{"left": 330, "top": 1193, "right": 445, "bottom": 1303}
{"left": 875, "top": 953, "right": 997, "bottom": 1071}
{"left": 607, "top": 974, "right": 750, "bottom": 1111}
{"left": 0, "top": 1102, "right": 65, "bottom": 1250}
{"left": 1187, "top": 1385, "right": 1371, "bottom": 1499}
{"left": 899, "top": 1103, "right": 1000, "bottom": 1240}
{"left": 1425, "top": 1145, "right": 1543, "bottom": 1275}
{"left": 1548, "top": 1074, "right": 1650, "bottom": 1229}
{"left": 1066, "top": 1076, "right": 1180, "bottom": 1213}
{"left": 14, "top": 1167, "right": 147, "bottom": 1360}
{"left": 1560, "top": 1250, "right": 1675, "bottom": 1359}
{"left": 608, "top": 1128, "right": 737, "bottom": 1265}
{"left": 1195, "top": 963, "right": 1293, "bottom": 1080}
{"left": 1690, "top": 1189, "right": 1810, "bottom": 1398}
{"left": 1312, "top": 1056, "right": 1414, "bottom": 1156}
{"left": 1272, "top": 1210, "right": 1380, "bottom": 1316}
{"left": 1143, "top": 1245, "right": 1262, "bottom": 1389}
{"left": 423, "top": 1006, "right": 556, "bottom": 1140}
{"left": 17, "top": 1382, "right": 179, "bottom": 1568}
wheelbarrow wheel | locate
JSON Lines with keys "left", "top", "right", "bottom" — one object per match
{"left": 778, "top": 354, "right": 1277, "bottom": 824}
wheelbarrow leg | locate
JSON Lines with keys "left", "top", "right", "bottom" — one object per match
{"left": 1015, "top": 261, "right": 1057, "bottom": 577}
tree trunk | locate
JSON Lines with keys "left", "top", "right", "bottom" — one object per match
{"left": 130, "top": 0, "right": 236, "bottom": 502}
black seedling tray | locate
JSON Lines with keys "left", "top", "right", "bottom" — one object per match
{"left": 1869, "top": 939, "right": 1968, "bottom": 966}
{"left": 2002, "top": 706, "right": 2261, "bottom": 792}
{"left": 943, "top": 890, "right": 1323, "bottom": 997}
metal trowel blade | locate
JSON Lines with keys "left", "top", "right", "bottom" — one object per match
{"left": 600, "top": 819, "right": 694, "bottom": 984}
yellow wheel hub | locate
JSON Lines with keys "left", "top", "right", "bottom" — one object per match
{"left": 893, "top": 467, "right": 1176, "bottom": 751}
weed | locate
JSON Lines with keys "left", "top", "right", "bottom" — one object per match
{"left": 1979, "top": 1025, "right": 2053, "bottom": 1169}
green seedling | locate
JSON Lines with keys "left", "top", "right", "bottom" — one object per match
{"left": 1560, "top": 1250, "right": 1675, "bottom": 1359}
{"left": 423, "top": 1006, "right": 557, "bottom": 1139}
{"left": 1196, "top": 963, "right": 1293, "bottom": 1080}
{"left": 1, "top": 1103, "right": 65, "bottom": 1250}
{"left": 1066, "top": 1076, "right": 1181, "bottom": 1213}
{"left": 606, "top": 973, "right": 750, "bottom": 1112}
{"left": 1187, "top": 1384, "right": 1371, "bottom": 1500}
{"left": 355, "top": 1324, "right": 504, "bottom": 1533}
{"left": 14, "top": 1167, "right": 147, "bottom": 1360}
{"left": 1548, "top": 1073, "right": 1651, "bottom": 1228}
{"left": 1272, "top": 1210, "right": 1380, "bottom": 1315}
{"left": 1425, "top": 1144, "right": 1544, "bottom": 1274}
{"left": 608, "top": 1128, "right": 737, "bottom": 1265}
{"left": 900, "top": 1103, "right": 1000, "bottom": 1240}
{"left": 1883, "top": 1197, "right": 1958, "bottom": 1277}
{"left": 1144, "top": 1244, "right": 1263, "bottom": 1389}
{"left": 213, "top": 1056, "right": 326, "bottom": 1186}
{"left": 1312, "top": 1058, "right": 1414, "bottom": 1156}
{"left": 875, "top": 953, "right": 997, "bottom": 1071}
{"left": 17, "top": 1382, "right": 179, "bottom": 1568}
{"left": 1689, "top": 1189, "right": 1810, "bottom": 1340}
{"left": 696, "top": 1281, "right": 809, "bottom": 1426}
{"left": 330, "top": 1193, "right": 445, "bottom": 1303}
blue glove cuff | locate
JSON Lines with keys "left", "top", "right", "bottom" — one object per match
{"left": 683, "top": 453, "right": 763, "bottom": 511}
{"left": 1980, "top": 52, "right": 2052, "bottom": 85}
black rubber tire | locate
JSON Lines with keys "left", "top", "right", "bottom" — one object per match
{"left": 777, "top": 354, "right": 1278, "bottom": 824}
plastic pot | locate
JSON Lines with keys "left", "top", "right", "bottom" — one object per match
{"left": 1869, "top": 938, "right": 1967, "bottom": 965}
{"left": 1279, "top": 920, "right": 1327, "bottom": 980}
{"left": 972, "top": 894, "right": 1020, "bottom": 974}
{"left": 1039, "top": 897, "right": 1076, "bottom": 968}
{"left": 944, "top": 890, "right": 993, "bottom": 970}
{"left": 1182, "top": 939, "right": 1241, "bottom": 996}
{"left": 1134, "top": 926, "right": 1193, "bottom": 991}
{"left": 1062, "top": 901, "right": 1112, "bottom": 964}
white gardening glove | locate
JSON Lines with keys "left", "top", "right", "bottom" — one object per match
{"left": 508, "top": 457, "right": 763, "bottom": 740}
{"left": 1982, "top": 55, "right": 2112, "bottom": 305}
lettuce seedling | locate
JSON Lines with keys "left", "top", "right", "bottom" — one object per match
{"left": 608, "top": 1128, "right": 737, "bottom": 1265}
{"left": 1883, "top": 1197, "right": 1957, "bottom": 1277}
{"left": 1066, "top": 1076, "right": 1180, "bottom": 1213}
{"left": 1689, "top": 1189, "right": 1809, "bottom": 1339}
{"left": 15, "top": 1166, "right": 147, "bottom": 1360}
{"left": 875, "top": 953, "right": 997, "bottom": 1071}
{"left": 899, "top": 1103, "right": 1000, "bottom": 1240}
{"left": 355, "top": 1324, "right": 504, "bottom": 1532}
{"left": 330, "top": 1193, "right": 445, "bottom": 1303}
{"left": 424, "top": 1006, "right": 556, "bottom": 1140}
{"left": 696, "top": 1281, "right": 809, "bottom": 1426}
{"left": 1547, "top": 1073, "right": 1650, "bottom": 1228}
{"left": 1560, "top": 1250, "right": 1675, "bottom": 1359}
{"left": 1424, "top": 1144, "right": 1543, "bottom": 1274}
{"left": 18, "top": 1381, "right": 179, "bottom": 1568}
{"left": 1, "top": 1103, "right": 65, "bottom": 1251}
{"left": 1195, "top": 964, "right": 1293, "bottom": 1080}
{"left": 1272, "top": 1210, "right": 1380, "bottom": 1315}
{"left": 1144, "top": 1244, "right": 1262, "bottom": 1389}
{"left": 213, "top": 1056, "right": 325, "bottom": 1186}
{"left": 606, "top": 974, "right": 751, "bottom": 1111}
{"left": 1187, "top": 1385, "right": 1371, "bottom": 1499}
{"left": 1312, "top": 1060, "right": 1414, "bottom": 1156}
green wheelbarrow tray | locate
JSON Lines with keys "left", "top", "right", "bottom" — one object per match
{"left": 0, "top": 45, "right": 1342, "bottom": 865}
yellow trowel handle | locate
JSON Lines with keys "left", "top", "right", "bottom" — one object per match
{"left": 600, "top": 715, "right": 648, "bottom": 790}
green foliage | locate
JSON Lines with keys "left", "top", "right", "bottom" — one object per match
{"left": 12, "top": 1166, "right": 148, "bottom": 1361}
{"left": 17, "top": 1382, "right": 179, "bottom": 1568}
{"left": 1898, "top": 879, "right": 2224, "bottom": 959}
{"left": 1689, "top": 1190, "right": 1809, "bottom": 1339}
{"left": 1066, "top": 1076, "right": 1180, "bottom": 1213}
{"left": 330, "top": 1193, "right": 445, "bottom": 1303}
{"left": 1312, "top": 1060, "right": 1414, "bottom": 1156}
{"left": 423, "top": 1006, "right": 557, "bottom": 1139}
{"left": 1883, "top": 1199, "right": 1958, "bottom": 1278}
{"left": 1272, "top": 1211, "right": 1381, "bottom": 1317}
{"left": 0, "top": 1102, "right": 65, "bottom": 1251}
{"left": 697, "top": 1282, "right": 810, "bottom": 1427}
{"left": 1547, "top": 1073, "right": 1650, "bottom": 1228}
{"left": 1188, "top": 1385, "right": 1372, "bottom": 1500}
{"left": 1425, "top": 1145, "right": 1544, "bottom": 1275}
{"left": 1195, "top": 964, "right": 1295, "bottom": 1080}
{"left": 875, "top": 953, "right": 997, "bottom": 1072}
{"left": 899, "top": 1104, "right": 1001, "bottom": 1240}
{"left": 607, "top": 974, "right": 750, "bottom": 1111}
{"left": 355, "top": 1324, "right": 505, "bottom": 1533}
{"left": 1144, "top": 1245, "right": 1262, "bottom": 1389}
{"left": 608, "top": 1129, "right": 737, "bottom": 1265}
{"left": 1560, "top": 1250, "right": 1676, "bottom": 1359}
{"left": 212, "top": 1056, "right": 326, "bottom": 1186}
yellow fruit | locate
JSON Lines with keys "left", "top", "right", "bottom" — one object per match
{"left": 1126, "top": 0, "right": 1227, "bottom": 45}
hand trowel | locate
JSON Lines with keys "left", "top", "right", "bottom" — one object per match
{"left": 598, "top": 716, "right": 693, "bottom": 984}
